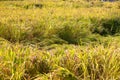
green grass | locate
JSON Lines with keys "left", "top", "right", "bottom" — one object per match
{"left": 0, "top": 0, "right": 120, "bottom": 80}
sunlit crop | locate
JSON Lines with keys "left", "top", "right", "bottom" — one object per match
{"left": 0, "top": 0, "right": 120, "bottom": 80}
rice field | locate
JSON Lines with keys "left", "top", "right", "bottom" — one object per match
{"left": 0, "top": 0, "right": 120, "bottom": 80}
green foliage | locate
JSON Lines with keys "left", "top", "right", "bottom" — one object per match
{"left": 0, "top": 23, "right": 25, "bottom": 42}
{"left": 23, "top": 3, "right": 43, "bottom": 9}
{"left": 92, "top": 17, "right": 120, "bottom": 36}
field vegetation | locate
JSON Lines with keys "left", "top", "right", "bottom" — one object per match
{"left": 0, "top": 0, "right": 120, "bottom": 80}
